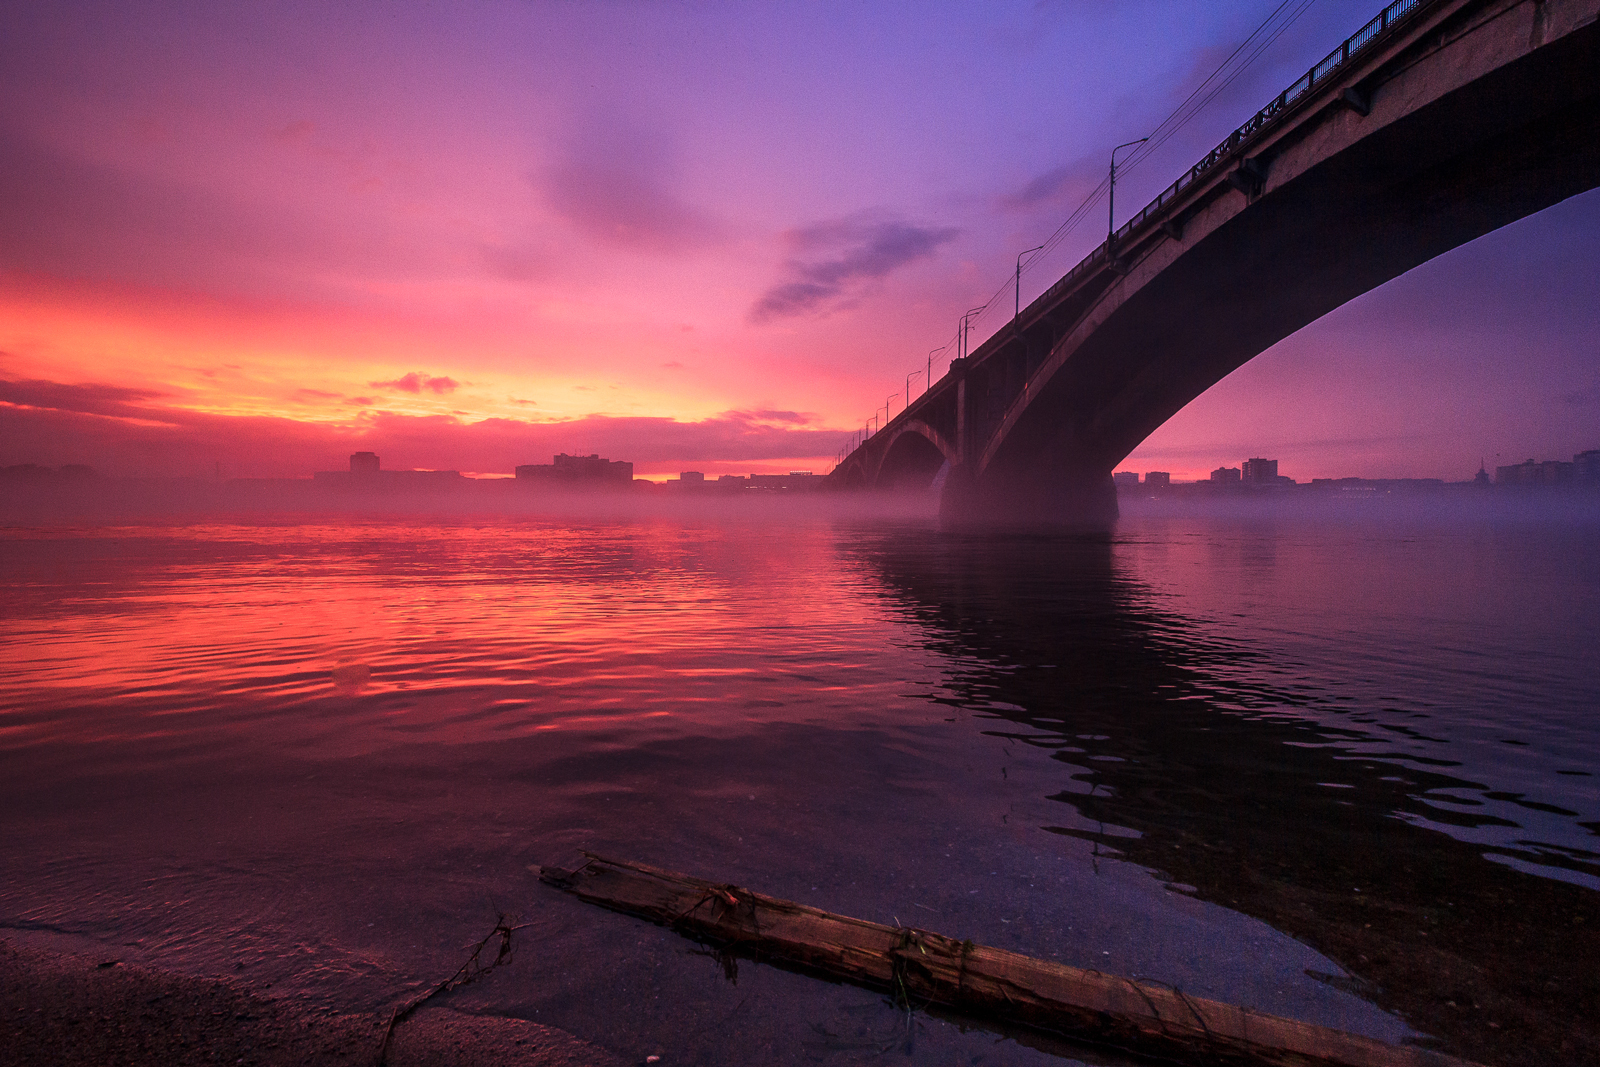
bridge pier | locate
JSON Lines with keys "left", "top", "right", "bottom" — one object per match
{"left": 940, "top": 353, "right": 1119, "bottom": 527}
{"left": 939, "top": 464, "right": 1118, "bottom": 528}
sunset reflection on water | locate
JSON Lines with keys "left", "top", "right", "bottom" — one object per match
{"left": 1, "top": 520, "right": 919, "bottom": 755}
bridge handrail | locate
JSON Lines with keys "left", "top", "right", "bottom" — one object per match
{"left": 1032, "top": 0, "right": 1434, "bottom": 312}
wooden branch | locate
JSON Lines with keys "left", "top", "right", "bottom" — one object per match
{"left": 376, "top": 914, "right": 525, "bottom": 1066}
{"left": 541, "top": 854, "right": 1484, "bottom": 1067}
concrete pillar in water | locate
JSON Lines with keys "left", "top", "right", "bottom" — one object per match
{"left": 937, "top": 355, "right": 1116, "bottom": 527}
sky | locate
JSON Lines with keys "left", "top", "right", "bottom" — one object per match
{"left": 1, "top": 0, "right": 1596, "bottom": 482}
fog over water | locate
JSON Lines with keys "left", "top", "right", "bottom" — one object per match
{"left": 1, "top": 488, "right": 1596, "bottom": 1066}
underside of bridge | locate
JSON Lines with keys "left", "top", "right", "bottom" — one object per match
{"left": 836, "top": 0, "right": 1600, "bottom": 526}
{"left": 874, "top": 426, "right": 950, "bottom": 490}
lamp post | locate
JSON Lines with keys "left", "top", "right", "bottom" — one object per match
{"left": 1109, "top": 138, "right": 1148, "bottom": 249}
{"left": 927, "top": 346, "right": 945, "bottom": 392}
{"left": 1015, "top": 244, "right": 1044, "bottom": 322}
{"left": 960, "top": 306, "right": 984, "bottom": 360}
{"left": 906, "top": 370, "right": 920, "bottom": 410}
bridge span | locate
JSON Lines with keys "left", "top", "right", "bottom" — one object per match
{"left": 830, "top": 0, "right": 1600, "bottom": 523}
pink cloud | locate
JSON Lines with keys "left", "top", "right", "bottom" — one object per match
{"left": 273, "top": 120, "right": 316, "bottom": 142}
{"left": 723, "top": 409, "right": 814, "bottom": 425}
{"left": 368, "top": 372, "right": 459, "bottom": 395}
{"left": 538, "top": 118, "right": 720, "bottom": 255}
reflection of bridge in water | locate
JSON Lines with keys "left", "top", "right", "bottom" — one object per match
{"left": 830, "top": 0, "right": 1600, "bottom": 524}
{"left": 849, "top": 527, "right": 1600, "bottom": 1066}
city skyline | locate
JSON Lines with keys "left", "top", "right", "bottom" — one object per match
{"left": 2, "top": 0, "right": 1597, "bottom": 482}
{"left": 18, "top": 440, "right": 1599, "bottom": 488}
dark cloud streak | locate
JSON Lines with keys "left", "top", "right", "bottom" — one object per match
{"left": 0, "top": 377, "right": 168, "bottom": 420}
{"left": 749, "top": 217, "right": 959, "bottom": 323}
{"left": 1000, "top": 158, "right": 1102, "bottom": 213}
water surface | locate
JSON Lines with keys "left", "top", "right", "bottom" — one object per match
{"left": 1, "top": 497, "right": 1595, "bottom": 1065}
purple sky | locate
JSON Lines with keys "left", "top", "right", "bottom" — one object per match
{"left": 1, "top": 0, "right": 1595, "bottom": 480}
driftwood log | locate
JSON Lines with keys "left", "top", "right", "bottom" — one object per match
{"left": 541, "top": 854, "right": 1483, "bottom": 1067}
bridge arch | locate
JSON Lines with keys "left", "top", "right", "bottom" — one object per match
{"left": 867, "top": 420, "right": 957, "bottom": 490}
{"left": 837, "top": 461, "right": 868, "bottom": 489}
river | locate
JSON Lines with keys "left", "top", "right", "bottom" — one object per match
{"left": 1, "top": 491, "right": 1595, "bottom": 1066}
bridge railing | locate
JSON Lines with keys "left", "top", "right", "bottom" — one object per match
{"left": 1031, "top": 0, "right": 1436, "bottom": 314}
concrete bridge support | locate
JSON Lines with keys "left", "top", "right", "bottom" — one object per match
{"left": 939, "top": 356, "right": 1119, "bottom": 526}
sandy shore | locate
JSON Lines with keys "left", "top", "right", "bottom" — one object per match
{"left": 0, "top": 939, "right": 629, "bottom": 1067}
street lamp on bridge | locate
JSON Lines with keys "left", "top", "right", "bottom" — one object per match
{"left": 1015, "top": 244, "right": 1044, "bottom": 322}
{"left": 1109, "top": 138, "right": 1148, "bottom": 248}
{"left": 960, "top": 306, "right": 984, "bottom": 360}
{"left": 906, "top": 370, "right": 920, "bottom": 411}
{"left": 927, "top": 346, "right": 945, "bottom": 393}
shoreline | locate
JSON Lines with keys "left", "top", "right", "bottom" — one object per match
{"left": 0, "top": 939, "right": 627, "bottom": 1067}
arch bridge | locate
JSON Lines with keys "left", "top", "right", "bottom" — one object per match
{"left": 830, "top": 0, "right": 1600, "bottom": 522}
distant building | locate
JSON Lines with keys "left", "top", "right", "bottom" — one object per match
{"left": 1144, "top": 471, "right": 1171, "bottom": 487}
{"left": 1497, "top": 458, "right": 1572, "bottom": 486}
{"left": 1210, "top": 466, "right": 1241, "bottom": 484}
{"left": 314, "top": 452, "right": 462, "bottom": 488}
{"left": 1496, "top": 459, "right": 1533, "bottom": 485}
{"left": 1309, "top": 477, "right": 1442, "bottom": 492}
{"left": 1241, "top": 457, "right": 1278, "bottom": 484}
{"left": 1112, "top": 471, "right": 1140, "bottom": 487}
{"left": 1474, "top": 462, "right": 1491, "bottom": 485}
{"left": 664, "top": 470, "right": 710, "bottom": 491}
{"left": 748, "top": 471, "right": 821, "bottom": 491}
{"left": 1542, "top": 461, "right": 1573, "bottom": 485}
{"left": 1, "top": 463, "right": 97, "bottom": 484}
{"left": 1574, "top": 450, "right": 1600, "bottom": 484}
{"left": 515, "top": 453, "right": 633, "bottom": 487}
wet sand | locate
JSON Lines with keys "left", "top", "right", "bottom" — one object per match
{"left": 0, "top": 940, "right": 628, "bottom": 1067}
